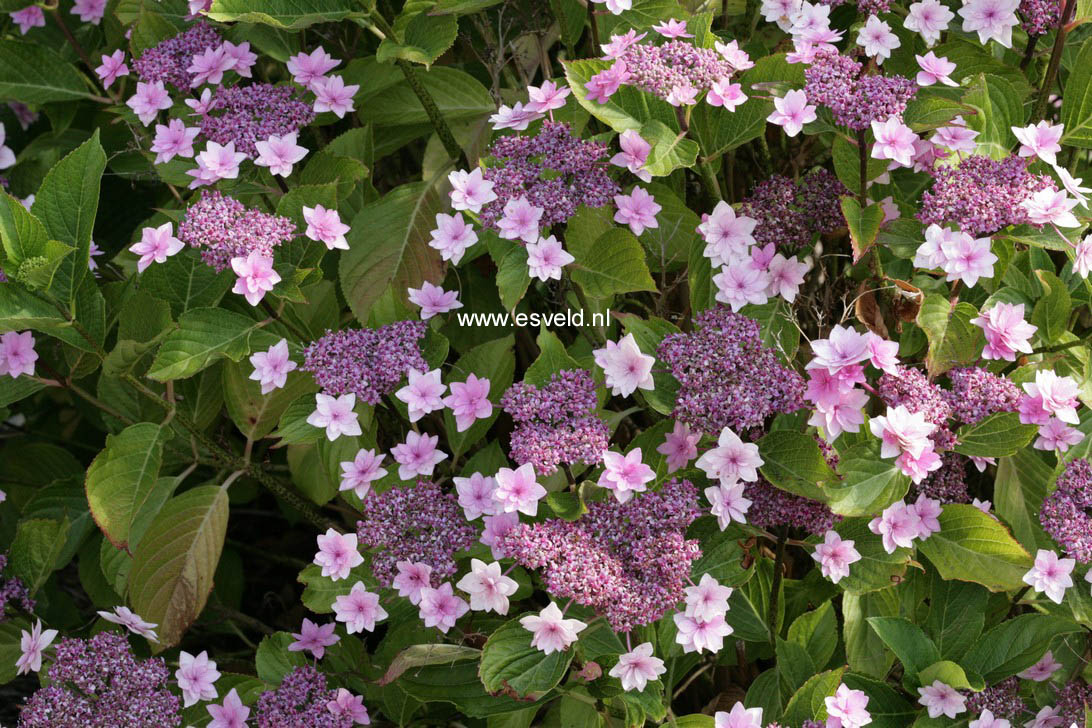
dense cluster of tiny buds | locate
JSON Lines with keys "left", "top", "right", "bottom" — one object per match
{"left": 500, "top": 369, "right": 609, "bottom": 474}
{"left": 857, "top": 0, "right": 893, "bottom": 13}
{"left": 1019, "top": 0, "right": 1061, "bottom": 35}
{"left": 356, "top": 480, "right": 477, "bottom": 586}
{"left": 18, "top": 632, "right": 180, "bottom": 727}
{"left": 496, "top": 479, "right": 702, "bottom": 631}
{"left": 942, "top": 367, "right": 1022, "bottom": 425}
{"left": 0, "top": 554, "right": 34, "bottom": 619}
{"left": 177, "top": 190, "right": 296, "bottom": 272}
{"left": 805, "top": 51, "right": 917, "bottom": 131}
{"left": 742, "top": 437, "right": 841, "bottom": 535}
{"left": 738, "top": 169, "right": 847, "bottom": 250}
{"left": 302, "top": 321, "right": 428, "bottom": 405}
{"left": 1040, "top": 458, "right": 1092, "bottom": 563}
{"left": 914, "top": 453, "right": 971, "bottom": 503}
{"left": 878, "top": 367, "right": 953, "bottom": 426}
{"left": 0, "top": 554, "right": 33, "bottom": 619}
{"left": 199, "top": 84, "right": 316, "bottom": 158}
{"left": 1053, "top": 680, "right": 1092, "bottom": 726}
{"left": 964, "top": 678, "right": 1026, "bottom": 720}
{"left": 132, "top": 22, "right": 222, "bottom": 90}
{"left": 479, "top": 121, "right": 619, "bottom": 230}
{"left": 659, "top": 307, "right": 806, "bottom": 434}
{"left": 616, "top": 40, "right": 737, "bottom": 99}
{"left": 255, "top": 665, "right": 352, "bottom": 728}
{"left": 919, "top": 155, "right": 1057, "bottom": 236}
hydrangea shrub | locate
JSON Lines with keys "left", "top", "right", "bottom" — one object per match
{"left": 0, "top": 0, "right": 1091, "bottom": 726}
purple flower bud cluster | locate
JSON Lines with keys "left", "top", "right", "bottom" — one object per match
{"left": 964, "top": 678, "right": 1025, "bottom": 720}
{"left": 132, "top": 22, "right": 222, "bottom": 90}
{"left": 255, "top": 665, "right": 352, "bottom": 728}
{"left": 302, "top": 321, "right": 428, "bottom": 405}
{"left": 496, "top": 479, "right": 702, "bottom": 631}
{"left": 199, "top": 83, "right": 315, "bottom": 158}
{"left": 857, "top": 0, "right": 892, "bottom": 14}
{"left": 878, "top": 366, "right": 958, "bottom": 453}
{"left": 914, "top": 453, "right": 970, "bottom": 504}
{"left": 1020, "top": 0, "right": 1061, "bottom": 35}
{"left": 1053, "top": 680, "right": 1092, "bottom": 726}
{"left": 659, "top": 307, "right": 806, "bottom": 434}
{"left": 738, "top": 169, "right": 848, "bottom": 251}
{"left": 1040, "top": 458, "right": 1092, "bottom": 563}
{"left": 919, "top": 155, "right": 1057, "bottom": 236}
{"left": 177, "top": 190, "right": 296, "bottom": 272}
{"left": 0, "top": 553, "right": 34, "bottom": 619}
{"left": 18, "top": 632, "right": 181, "bottom": 727}
{"left": 744, "top": 478, "right": 840, "bottom": 535}
{"left": 356, "top": 480, "right": 477, "bottom": 586}
{"left": 500, "top": 369, "right": 609, "bottom": 475}
{"left": 616, "top": 40, "right": 736, "bottom": 100}
{"left": 804, "top": 50, "right": 916, "bottom": 131}
{"left": 0, "top": 267, "right": 7, "bottom": 283}
{"left": 942, "top": 367, "right": 1022, "bottom": 425}
{"left": 479, "top": 121, "right": 618, "bottom": 231}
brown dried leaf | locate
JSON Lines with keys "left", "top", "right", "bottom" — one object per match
{"left": 854, "top": 282, "right": 889, "bottom": 338}
{"left": 890, "top": 278, "right": 924, "bottom": 322}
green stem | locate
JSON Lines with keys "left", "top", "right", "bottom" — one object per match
{"left": 856, "top": 128, "right": 868, "bottom": 206}
{"left": 122, "top": 375, "right": 338, "bottom": 532}
{"left": 768, "top": 528, "right": 787, "bottom": 642}
{"left": 1033, "top": 0, "right": 1078, "bottom": 121}
{"left": 698, "top": 160, "right": 723, "bottom": 202}
{"left": 397, "top": 59, "right": 469, "bottom": 167}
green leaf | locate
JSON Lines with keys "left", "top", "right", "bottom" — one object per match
{"left": 841, "top": 673, "right": 918, "bottom": 728}
{"left": 256, "top": 631, "right": 307, "bottom": 682}
{"left": 866, "top": 617, "right": 941, "bottom": 683}
{"left": 147, "top": 308, "right": 269, "bottom": 381}
{"left": 444, "top": 336, "right": 516, "bottom": 458}
{"left": 689, "top": 519, "right": 754, "bottom": 587}
{"left": 207, "top": 0, "right": 366, "bottom": 28}
{"left": 562, "top": 59, "right": 679, "bottom": 135}
{"left": 0, "top": 191, "right": 72, "bottom": 290}
{"left": 272, "top": 394, "right": 326, "bottom": 445}
{"left": 788, "top": 601, "right": 837, "bottom": 669}
{"left": 0, "top": 619, "right": 30, "bottom": 685}
{"left": 924, "top": 573, "right": 987, "bottom": 662}
{"left": 31, "top": 131, "right": 106, "bottom": 307}
{"left": 833, "top": 134, "right": 890, "bottom": 198}
{"left": 222, "top": 360, "right": 317, "bottom": 441}
{"left": 85, "top": 423, "right": 171, "bottom": 551}
{"left": 0, "top": 41, "right": 94, "bottom": 104}
{"left": 917, "top": 660, "right": 983, "bottom": 692}
{"left": 431, "top": 0, "right": 502, "bottom": 13}
{"left": 479, "top": 617, "right": 575, "bottom": 698}
{"left": 831, "top": 519, "right": 912, "bottom": 594}
{"left": 915, "top": 504, "right": 1033, "bottom": 591}
{"left": 339, "top": 180, "right": 447, "bottom": 324}
{"left": 569, "top": 227, "right": 657, "bottom": 298}
{"left": 140, "top": 253, "right": 233, "bottom": 316}
{"left": 1061, "top": 37, "right": 1092, "bottom": 148}
{"left": 640, "top": 120, "right": 699, "bottom": 176}
{"left": 357, "top": 64, "right": 493, "bottom": 127}
{"left": 688, "top": 94, "right": 769, "bottom": 162}
{"left": 377, "top": 12, "right": 458, "bottom": 67}
{"left": 7, "top": 518, "right": 70, "bottom": 594}
{"left": 380, "top": 643, "right": 482, "bottom": 684}
{"left": 399, "top": 659, "right": 545, "bottom": 717}
{"left": 129, "top": 485, "right": 229, "bottom": 649}
{"left": 780, "top": 668, "right": 846, "bottom": 728}
{"left": 757, "top": 430, "right": 835, "bottom": 502}
{"left": 916, "top": 294, "right": 984, "bottom": 377}
{"left": 962, "top": 73, "right": 1024, "bottom": 159}
{"left": 994, "top": 447, "right": 1056, "bottom": 552}
{"left": 1032, "top": 269, "right": 1071, "bottom": 343}
{"left": 841, "top": 197, "right": 885, "bottom": 263}
{"left": 961, "top": 613, "right": 1083, "bottom": 683}
{"left": 844, "top": 590, "right": 899, "bottom": 678}
{"left": 524, "top": 326, "right": 581, "bottom": 386}
{"left": 298, "top": 563, "right": 375, "bottom": 613}
{"left": 826, "top": 444, "right": 910, "bottom": 517}
{"left": 496, "top": 244, "right": 531, "bottom": 311}
{"left": 953, "top": 412, "right": 1038, "bottom": 458}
